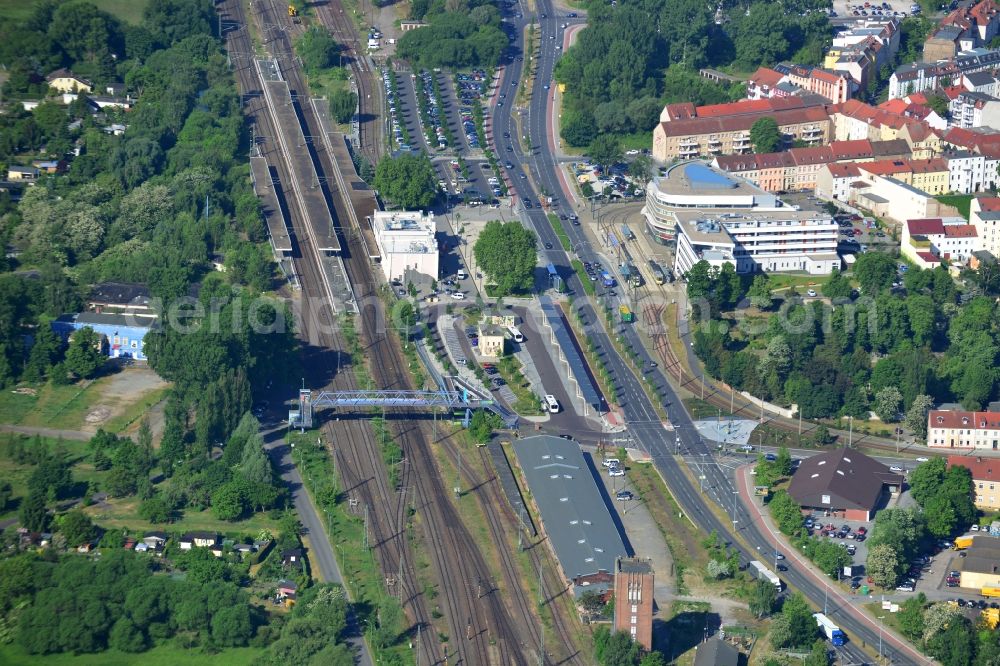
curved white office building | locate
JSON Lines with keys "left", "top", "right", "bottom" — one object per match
{"left": 642, "top": 162, "right": 840, "bottom": 277}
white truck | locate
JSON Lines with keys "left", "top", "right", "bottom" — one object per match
{"left": 749, "top": 560, "right": 782, "bottom": 590}
{"left": 813, "top": 613, "right": 847, "bottom": 646}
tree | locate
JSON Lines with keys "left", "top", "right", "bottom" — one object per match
{"left": 896, "top": 594, "right": 926, "bottom": 642}
{"left": 211, "top": 605, "right": 253, "bottom": 647}
{"left": 749, "top": 579, "right": 777, "bottom": 618}
{"left": 295, "top": 25, "right": 340, "bottom": 74}
{"left": 781, "top": 593, "right": 818, "bottom": 649}
{"left": 469, "top": 410, "right": 503, "bottom": 444}
{"left": 58, "top": 509, "right": 96, "bottom": 547}
{"left": 822, "top": 268, "right": 852, "bottom": 299}
{"left": 768, "top": 490, "right": 803, "bottom": 536}
{"left": 873, "top": 386, "right": 903, "bottom": 422}
{"left": 0, "top": 480, "right": 11, "bottom": 512}
{"left": 811, "top": 424, "right": 834, "bottom": 446}
{"left": 925, "top": 94, "right": 949, "bottom": 117}
{"left": 748, "top": 274, "right": 773, "bottom": 309}
{"left": 640, "top": 653, "right": 668, "bottom": 666}
{"left": 372, "top": 153, "right": 439, "bottom": 209}
{"left": 750, "top": 117, "right": 782, "bottom": 153}
{"left": 19, "top": 488, "right": 49, "bottom": 532}
{"left": 853, "top": 252, "right": 897, "bottom": 296}
{"left": 138, "top": 496, "right": 172, "bottom": 523}
{"left": 589, "top": 134, "right": 623, "bottom": 171}
{"left": 928, "top": 616, "right": 975, "bottom": 666}
{"left": 211, "top": 481, "right": 248, "bottom": 521}
{"left": 905, "top": 394, "right": 934, "bottom": 440}
{"left": 628, "top": 154, "right": 653, "bottom": 183}
{"left": 804, "top": 640, "right": 830, "bottom": 666}
{"left": 473, "top": 220, "right": 537, "bottom": 296}
{"left": 238, "top": 432, "right": 272, "bottom": 486}
{"left": 924, "top": 494, "right": 958, "bottom": 538}
{"left": 329, "top": 88, "right": 358, "bottom": 124}
{"left": 909, "top": 458, "right": 946, "bottom": 507}
{"left": 64, "top": 327, "right": 104, "bottom": 379}
{"left": 866, "top": 543, "right": 902, "bottom": 588}
{"left": 599, "top": 630, "right": 641, "bottom": 666}
{"left": 923, "top": 602, "right": 962, "bottom": 642}
{"left": 109, "top": 616, "right": 147, "bottom": 653}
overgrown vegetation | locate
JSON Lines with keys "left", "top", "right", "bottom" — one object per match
{"left": 398, "top": 0, "right": 507, "bottom": 69}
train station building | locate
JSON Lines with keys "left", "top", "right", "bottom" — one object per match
{"left": 372, "top": 210, "right": 438, "bottom": 284}
{"left": 512, "top": 436, "right": 628, "bottom": 597}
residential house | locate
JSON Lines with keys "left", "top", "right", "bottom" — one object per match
{"left": 945, "top": 150, "right": 993, "bottom": 193}
{"left": 924, "top": 25, "right": 973, "bottom": 61}
{"left": 963, "top": 70, "right": 1000, "bottom": 95}
{"left": 477, "top": 323, "right": 507, "bottom": 358}
{"left": 281, "top": 547, "right": 303, "bottom": 567}
{"left": 87, "top": 95, "right": 133, "bottom": 111}
{"left": 143, "top": 531, "right": 168, "bottom": 552}
{"left": 787, "top": 448, "right": 904, "bottom": 521}
{"left": 31, "top": 160, "right": 66, "bottom": 174}
{"left": 889, "top": 47, "right": 1000, "bottom": 99}
{"left": 86, "top": 282, "right": 155, "bottom": 316}
{"left": 948, "top": 456, "right": 1000, "bottom": 509}
{"left": 928, "top": 409, "right": 1000, "bottom": 449}
{"left": 816, "top": 162, "right": 863, "bottom": 200}
{"left": 179, "top": 532, "right": 219, "bottom": 550}
{"left": 277, "top": 579, "right": 298, "bottom": 603}
{"left": 693, "top": 638, "right": 741, "bottom": 666}
{"left": 909, "top": 157, "right": 951, "bottom": 194}
{"left": 7, "top": 166, "right": 39, "bottom": 182}
{"left": 901, "top": 217, "right": 980, "bottom": 267}
{"left": 45, "top": 68, "right": 92, "bottom": 93}
{"left": 936, "top": 0, "right": 1000, "bottom": 49}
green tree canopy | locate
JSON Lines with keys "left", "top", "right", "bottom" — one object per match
{"left": 750, "top": 117, "right": 782, "bottom": 153}
{"left": 64, "top": 327, "right": 104, "bottom": 379}
{"left": 373, "top": 153, "right": 438, "bottom": 210}
{"left": 295, "top": 25, "right": 340, "bottom": 74}
{"left": 473, "top": 220, "right": 537, "bottom": 296}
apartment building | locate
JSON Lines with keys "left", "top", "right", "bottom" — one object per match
{"left": 652, "top": 97, "right": 832, "bottom": 162}
{"left": 901, "top": 217, "right": 980, "bottom": 267}
{"left": 971, "top": 196, "right": 1000, "bottom": 257}
{"left": 747, "top": 64, "right": 854, "bottom": 103}
{"left": 832, "top": 18, "right": 901, "bottom": 69}
{"left": 928, "top": 409, "right": 1000, "bottom": 449}
{"left": 937, "top": 0, "right": 1000, "bottom": 49}
{"left": 888, "top": 47, "right": 1000, "bottom": 99}
{"left": 947, "top": 456, "right": 1000, "bottom": 510}
{"left": 831, "top": 99, "right": 945, "bottom": 142}
{"left": 949, "top": 90, "right": 1000, "bottom": 129}
{"left": 816, "top": 162, "right": 863, "bottom": 201}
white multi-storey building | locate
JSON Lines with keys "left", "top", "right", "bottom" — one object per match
{"left": 928, "top": 410, "right": 1000, "bottom": 449}
{"left": 372, "top": 210, "right": 438, "bottom": 284}
{"left": 644, "top": 163, "right": 840, "bottom": 277}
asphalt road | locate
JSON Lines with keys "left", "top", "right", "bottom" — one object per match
{"left": 488, "top": 2, "right": 924, "bottom": 663}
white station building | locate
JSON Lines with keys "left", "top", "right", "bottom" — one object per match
{"left": 643, "top": 162, "right": 840, "bottom": 277}
{"left": 372, "top": 210, "right": 438, "bottom": 283}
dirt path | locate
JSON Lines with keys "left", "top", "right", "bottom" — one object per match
{"left": 0, "top": 424, "right": 91, "bottom": 441}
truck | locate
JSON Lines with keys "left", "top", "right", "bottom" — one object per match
{"left": 749, "top": 560, "right": 782, "bottom": 590}
{"left": 619, "top": 305, "right": 634, "bottom": 323}
{"left": 955, "top": 536, "right": 975, "bottom": 550}
{"left": 813, "top": 613, "right": 847, "bottom": 646}
{"left": 982, "top": 587, "right": 1000, "bottom": 598}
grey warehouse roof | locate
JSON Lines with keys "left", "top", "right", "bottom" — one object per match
{"left": 512, "top": 436, "right": 627, "bottom": 582}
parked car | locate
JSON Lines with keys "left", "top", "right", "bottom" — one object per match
{"left": 615, "top": 490, "right": 634, "bottom": 501}
{"left": 608, "top": 466, "right": 625, "bottom": 477}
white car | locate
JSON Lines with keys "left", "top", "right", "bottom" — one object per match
{"left": 972, "top": 524, "right": 981, "bottom": 532}
{"left": 916, "top": 457, "right": 929, "bottom": 462}
{"left": 609, "top": 467, "right": 625, "bottom": 477}
{"left": 806, "top": 289, "right": 817, "bottom": 297}
{"left": 625, "top": 149, "right": 640, "bottom": 155}
{"left": 889, "top": 465, "right": 903, "bottom": 473}
{"left": 602, "top": 458, "right": 621, "bottom": 468}
{"left": 450, "top": 292, "right": 466, "bottom": 300}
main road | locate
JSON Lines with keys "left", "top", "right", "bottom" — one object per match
{"left": 490, "top": 2, "right": 926, "bottom": 664}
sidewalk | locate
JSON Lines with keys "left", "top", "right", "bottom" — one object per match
{"left": 735, "top": 466, "right": 928, "bottom": 665}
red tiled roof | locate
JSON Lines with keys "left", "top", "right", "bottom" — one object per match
{"left": 910, "top": 157, "right": 948, "bottom": 173}
{"left": 695, "top": 96, "right": 807, "bottom": 118}
{"left": 860, "top": 159, "right": 912, "bottom": 176}
{"left": 942, "top": 85, "right": 967, "bottom": 101}
{"left": 976, "top": 196, "right": 1000, "bottom": 211}
{"left": 931, "top": 409, "right": 1000, "bottom": 431}
{"left": 944, "top": 224, "right": 978, "bottom": 238}
{"left": 908, "top": 92, "right": 930, "bottom": 105}
{"left": 811, "top": 68, "right": 844, "bottom": 85}
{"left": 658, "top": 106, "right": 830, "bottom": 139}
{"left": 826, "top": 162, "right": 862, "bottom": 178}
{"left": 917, "top": 251, "right": 940, "bottom": 263}
{"left": 948, "top": 454, "right": 1000, "bottom": 481}
{"left": 830, "top": 139, "right": 874, "bottom": 160}
{"left": 790, "top": 145, "right": 834, "bottom": 166}
{"left": 664, "top": 102, "right": 696, "bottom": 121}
{"left": 756, "top": 152, "right": 794, "bottom": 169}
{"left": 879, "top": 99, "right": 908, "bottom": 114}
{"left": 907, "top": 218, "right": 945, "bottom": 235}
{"left": 750, "top": 67, "right": 785, "bottom": 89}
{"left": 904, "top": 122, "right": 934, "bottom": 142}
{"left": 714, "top": 155, "right": 759, "bottom": 172}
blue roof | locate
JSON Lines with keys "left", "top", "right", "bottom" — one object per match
{"left": 684, "top": 163, "right": 737, "bottom": 189}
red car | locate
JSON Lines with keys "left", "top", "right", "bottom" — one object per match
{"left": 856, "top": 526, "right": 867, "bottom": 535}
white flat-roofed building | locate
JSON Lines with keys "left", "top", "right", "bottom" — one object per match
{"left": 372, "top": 210, "right": 438, "bottom": 283}
{"left": 645, "top": 162, "right": 839, "bottom": 276}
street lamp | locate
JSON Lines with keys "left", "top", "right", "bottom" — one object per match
{"left": 878, "top": 615, "right": 885, "bottom": 663}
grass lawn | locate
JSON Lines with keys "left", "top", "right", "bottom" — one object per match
{"left": 0, "top": 643, "right": 264, "bottom": 666}
{"left": 936, "top": 194, "right": 973, "bottom": 220}
{"left": 767, "top": 273, "right": 826, "bottom": 292}
{"left": 0, "top": 0, "right": 149, "bottom": 23}
{"left": 0, "top": 369, "right": 169, "bottom": 433}
{"left": 85, "top": 501, "right": 286, "bottom": 538}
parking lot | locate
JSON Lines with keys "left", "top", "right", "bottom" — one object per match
{"left": 830, "top": 0, "right": 926, "bottom": 19}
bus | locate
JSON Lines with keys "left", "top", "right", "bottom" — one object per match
{"left": 507, "top": 326, "right": 524, "bottom": 343}
{"left": 624, "top": 262, "right": 642, "bottom": 287}
{"left": 619, "top": 305, "right": 634, "bottom": 323}
{"left": 621, "top": 224, "right": 635, "bottom": 241}
{"left": 544, "top": 394, "right": 561, "bottom": 413}
{"left": 648, "top": 259, "right": 666, "bottom": 285}
{"left": 600, "top": 271, "right": 615, "bottom": 287}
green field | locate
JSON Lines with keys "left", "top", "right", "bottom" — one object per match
{"left": 0, "top": 0, "right": 149, "bottom": 24}
{"left": 0, "top": 643, "right": 265, "bottom": 666}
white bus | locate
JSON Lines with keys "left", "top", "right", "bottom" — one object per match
{"left": 544, "top": 394, "right": 560, "bottom": 413}
{"left": 508, "top": 326, "right": 524, "bottom": 343}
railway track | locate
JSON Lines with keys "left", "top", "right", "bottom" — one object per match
{"left": 227, "top": 1, "right": 551, "bottom": 663}
{"left": 313, "top": 0, "right": 384, "bottom": 161}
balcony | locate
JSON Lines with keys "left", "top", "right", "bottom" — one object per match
{"left": 679, "top": 146, "right": 700, "bottom": 157}
{"left": 733, "top": 135, "right": 751, "bottom": 147}
{"left": 708, "top": 136, "right": 722, "bottom": 146}
{"left": 679, "top": 137, "right": 699, "bottom": 149}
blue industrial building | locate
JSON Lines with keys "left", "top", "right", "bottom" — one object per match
{"left": 52, "top": 312, "right": 156, "bottom": 361}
